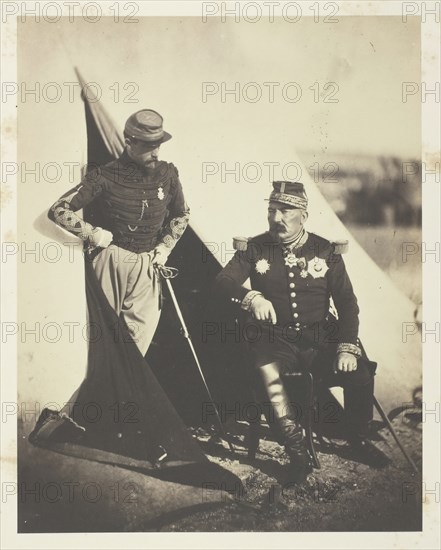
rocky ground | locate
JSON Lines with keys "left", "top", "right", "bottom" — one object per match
{"left": 17, "top": 403, "right": 422, "bottom": 533}
{"left": 159, "top": 409, "right": 423, "bottom": 531}
{"left": 153, "top": 225, "right": 424, "bottom": 532}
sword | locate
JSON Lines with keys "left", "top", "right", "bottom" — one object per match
{"left": 155, "top": 264, "right": 236, "bottom": 455}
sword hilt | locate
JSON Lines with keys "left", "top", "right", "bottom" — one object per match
{"left": 154, "top": 264, "right": 179, "bottom": 279}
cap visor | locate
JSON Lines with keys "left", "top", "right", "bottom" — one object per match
{"left": 133, "top": 131, "right": 172, "bottom": 145}
{"left": 161, "top": 131, "right": 172, "bottom": 143}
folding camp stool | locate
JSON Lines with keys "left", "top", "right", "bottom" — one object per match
{"left": 247, "top": 370, "right": 321, "bottom": 469}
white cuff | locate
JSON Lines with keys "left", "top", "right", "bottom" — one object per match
{"left": 155, "top": 243, "right": 171, "bottom": 258}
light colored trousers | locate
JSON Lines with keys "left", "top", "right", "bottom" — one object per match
{"left": 92, "top": 245, "right": 161, "bottom": 356}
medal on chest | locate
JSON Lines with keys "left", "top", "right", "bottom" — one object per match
{"left": 255, "top": 258, "right": 271, "bottom": 275}
{"left": 284, "top": 252, "right": 297, "bottom": 268}
{"left": 157, "top": 187, "right": 165, "bottom": 200}
{"left": 297, "top": 258, "right": 308, "bottom": 278}
{"left": 307, "top": 256, "right": 329, "bottom": 278}
{"left": 283, "top": 247, "right": 308, "bottom": 278}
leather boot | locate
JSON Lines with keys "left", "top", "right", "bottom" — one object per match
{"left": 259, "top": 362, "right": 312, "bottom": 483}
{"left": 279, "top": 414, "right": 313, "bottom": 483}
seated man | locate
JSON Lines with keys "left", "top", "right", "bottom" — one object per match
{"left": 215, "top": 181, "right": 388, "bottom": 482}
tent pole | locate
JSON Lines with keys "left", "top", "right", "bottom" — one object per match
{"left": 357, "top": 340, "right": 419, "bottom": 474}
{"left": 373, "top": 395, "right": 419, "bottom": 475}
{"left": 159, "top": 271, "right": 236, "bottom": 456}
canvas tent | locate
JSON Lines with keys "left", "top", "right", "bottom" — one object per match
{"left": 14, "top": 17, "right": 423, "bottom": 530}
{"left": 26, "top": 65, "right": 422, "bottom": 434}
{"left": 17, "top": 14, "right": 422, "bottom": 457}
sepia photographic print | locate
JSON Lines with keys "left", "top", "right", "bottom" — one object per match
{"left": 1, "top": 1, "right": 440, "bottom": 548}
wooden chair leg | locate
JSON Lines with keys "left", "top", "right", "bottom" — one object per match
{"left": 247, "top": 418, "right": 260, "bottom": 460}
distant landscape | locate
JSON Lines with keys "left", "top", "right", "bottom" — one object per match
{"left": 299, "top": 152, "right": 422, "bottom": 305}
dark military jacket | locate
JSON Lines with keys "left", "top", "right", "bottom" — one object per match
{"left": 215, "top": 231, "right": 360, "bottom": 346}
{"left": 49, "top": 150, "right": 189, "bottom": 254}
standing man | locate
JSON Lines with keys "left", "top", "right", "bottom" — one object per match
{"left": 216, "top": 181, "right": 388, "bottom": 482}
{"left": 49, "top": 109, "right": 190, "bottom": 356}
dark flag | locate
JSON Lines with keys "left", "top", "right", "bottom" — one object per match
{"left": 29, "top": 68, "right": 243, "bottom": 491}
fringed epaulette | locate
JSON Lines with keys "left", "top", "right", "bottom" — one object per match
{"left": 332, "top": 239, "right": 349, "bottom": 254}
{"left": 232, "top": 236, "right": 249, "bottom": 251}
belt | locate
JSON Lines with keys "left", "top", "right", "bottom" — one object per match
{"left": 285, "top": 323, "right": 308, "bottom": 332}
{"left": 285, "top": 320, "right": 328, "bottom": 332}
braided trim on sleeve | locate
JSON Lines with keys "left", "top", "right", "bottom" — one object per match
{"left": 241, "top": 290, "right": 263, "bottom": 311}
{"left": 51, "top": 188, "right": 96, "bottom": 240}
{"left": 337, "top": 343, "right": 362, "bottom": 358}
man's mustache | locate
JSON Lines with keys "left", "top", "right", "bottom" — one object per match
{"left": 270, "top": 224, "right": 286, "bottom": 232}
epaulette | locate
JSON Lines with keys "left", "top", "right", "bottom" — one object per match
{"left": 233, "top": 234, "right": 349, "bottom": 253}
{"left": 331, "top": 239, "right": 349, "bottom": 254}
{"left": 232, "top": 236, "right": 249, "bottom": 251}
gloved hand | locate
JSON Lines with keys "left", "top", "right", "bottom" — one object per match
{"left": 89, "top": 227, "right": 113, "bottom": 248}
{"left": 151, "top": 244, "right": 170, "bottom": 266}
{"left": 250, "top": 295, "right": 277, "bottom": 324}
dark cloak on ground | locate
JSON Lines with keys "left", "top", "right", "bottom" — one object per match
{"left": 29, "top": 69, "right": 246, "bottom": 491}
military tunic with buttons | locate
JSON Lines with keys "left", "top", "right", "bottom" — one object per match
{"left": 49, "top": 149, "right": 190, "bottom": 356}
{"left": 216, "top": 230, "right": 374, "bottom": 434}
{"left": 216, "top": 230, "right": 360, "bottom": 347}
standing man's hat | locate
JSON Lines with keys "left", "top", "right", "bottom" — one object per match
{"left": 124, "top": 109, "right": 172, "bottom": 144}
{"left": 266, "top": 181, "right": 308, "bottom": 209}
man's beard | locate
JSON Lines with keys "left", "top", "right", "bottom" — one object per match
{"left": 126, "top": 148, "right": 158, "bottom": 167}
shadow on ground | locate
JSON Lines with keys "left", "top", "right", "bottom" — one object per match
{"left": 18, "top": 410, "right": 422, "bottom": 532}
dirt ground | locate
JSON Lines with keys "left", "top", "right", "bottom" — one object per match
{"left": 17, "top": 226, "right": 423, "bottom": 533}
{"left": 159, "top": 409, "right": 423, "bottom": 531}
{"left": 18, "top": 405, "right": 422, "bottom": 533}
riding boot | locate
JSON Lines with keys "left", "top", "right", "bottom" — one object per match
{"left": 259, "top": 362, "right": 312, "bottom": 482}
{"left": 278, "top": 414, "right": 313, "bottom": 482}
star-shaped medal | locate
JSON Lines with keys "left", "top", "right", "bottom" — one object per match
{"left": 255, "top": 259, "right": 270, "bottom": 275}
{"left": 284, "top": 253, "right": 298, "bottom": 267}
